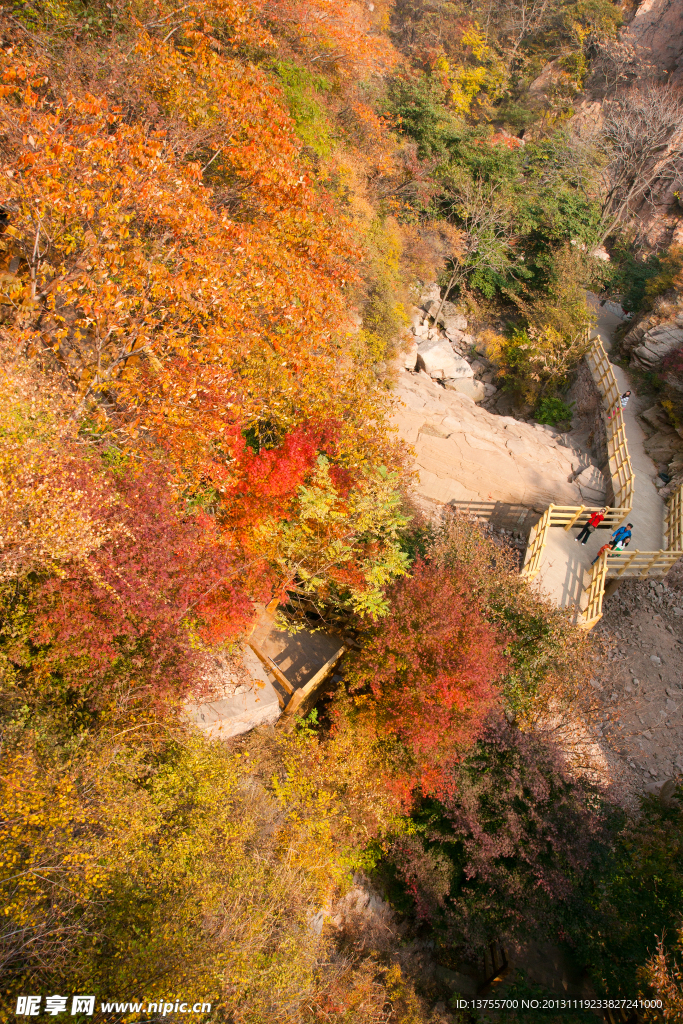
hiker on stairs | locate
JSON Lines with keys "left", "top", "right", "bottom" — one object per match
{"left": 575, "top": 507, "right": 606, "bottom": 545}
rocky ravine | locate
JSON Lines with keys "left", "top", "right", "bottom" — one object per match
{"left": 394, "top": 292, "right": 608, "bottom": 510}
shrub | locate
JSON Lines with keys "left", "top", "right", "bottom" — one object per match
{"left": 643, "top": 245, "right": 683, "bottom": 305}
{"left": 574, "top": 785, "right": 683, "bottom": 996}
{"left": 535, "top": 395, "right": 574, "bottom": 426}
{"left": 640, "top": 924, "right": 683, "bottom": 1021}
{"left": 0, "top": 725, "right": 369, "bottom": 1017}
{"left": 385, "top": 73, "right": 457, "bottom": 158}
{"left": 498, "top": 325, "right": 589, "bottom": 405}
{"left": 345, "top": 558, "right": 508, "bottom": 799}
{"left": 610, "top": 244, "right": 683, "bottom": 314}
{"left": 273, "top": 60, "right": 334, "bottom": 158}
{"left": 387, "top": 718, "right": 609, "bottom": 949}
{"left": 427, "top": 511, "right": 598, "bottom": 726}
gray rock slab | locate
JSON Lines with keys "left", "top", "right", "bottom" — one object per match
{"left": 184, "top": 647, "right": 281, "bottom": 739}
{"left": 576, "top": 464, "right": 607, "bottom": 503}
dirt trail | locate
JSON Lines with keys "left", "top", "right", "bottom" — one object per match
{"left": 585, "top": 298, "right": 681, "bottom": 793}
{"left": 594, "top": 560, "right": 683, "bottom": 790}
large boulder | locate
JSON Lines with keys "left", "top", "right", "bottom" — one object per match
{"left": 403, "top": 337, "right": 419, "bottom": 371}
{"left": 444, "top": 377, "right": 486, "bottom": 403}
{"left": 392, "top": 370, "right": 592, "bottom": 508}
{"left": 425, "top": 299, "right": 468, "bottom": 337}
{"left": 633, "top": 323, "right": 683, "bottom": 368}
{"left": 419, "top": 283, "right": 441, "bottom": 311}
{"left": 183, "top": 647, "right": 281, "bottom": 739}
{"left": 417, "top": 337, "right": 473, "bottom": 380}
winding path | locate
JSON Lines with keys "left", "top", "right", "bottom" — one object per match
{"left": 532, "top": 298, "right": 666, "bottom": 619}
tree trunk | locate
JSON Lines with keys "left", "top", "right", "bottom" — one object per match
{"left": 431, "top": 263, "right": 459, "bottom": 328}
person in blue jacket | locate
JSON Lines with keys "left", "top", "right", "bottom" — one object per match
{"left": 609, "top": 523, "right": 633, "bottom": 549}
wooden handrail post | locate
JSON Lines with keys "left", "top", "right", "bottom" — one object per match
{"left": 615, "top": 550, "right": 638, "bottom": 578}
{"left": 640, "top": 550, "right": 664, "bottom": 577}
{"left": 248, "top": 641, "right": 295, "bottom": 695}
{"left": 564, "top": 505, "right": 585, "bottom": 531}
{"left": 284, "top": 646, "right": 345, "bottom": 717}
{"left": 584, "top": 551, "right": 606, "bottom": 592}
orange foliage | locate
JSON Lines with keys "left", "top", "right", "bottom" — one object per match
{"left": 0, "top": 2, "right": 408, "bottom": 625}
{"left": 0, "top": 30, "right": 394, "bottom": 448}
{"left": 263, "top": 0, "right": 399, "bottom": 78}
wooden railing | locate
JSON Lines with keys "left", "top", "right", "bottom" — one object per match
{"left": 578, "top": 485, "right": 683, "bottom": 628}
{"left": 519, "top": 336, "right": 682, "bottom": 630}
{"left": 555, "top": 505, "right": 630, "bottom": 530}
{"left": 445, "top": 500, "right": 539, "bottom": 533}
{"left": 521, "top": 504, "right": 630, "bottom": 582}
{"left": 283, "top": 645, "right": 345, "bottom": 717}
{"left": 666, "top": 481, "right": 683, "bottom": 551}
{"left": 580, "top": 551, "right": 609, "bottom": 630}
{"left": 248, "top": 598, "right": 345, "bottom": 717}
{"left": 522, "top": 334, "right": 635, "bottom": 593}
{"left": 605, "top": 548, "right": 682, "bottom": 579}
{"left": 586, "top": 336, "right": 634, "bottom": 513}
{"left": 520, "top": 506, "right": 553, "bottom": 581}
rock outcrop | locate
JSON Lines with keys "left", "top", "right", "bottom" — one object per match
{"left": 393, "top": 369, "right": 606, "bottom": 509}
{"left": 184, "top": 646, "right": 281, "bottom": 739}
{"left": 639, "top": 401, "right": 683, "bottom": 499}
{"left": 632, "top": 320, "right": 683, "bottom": 370}
{"left": 423, "top": 298, "right": 468, "bottom": 340}
{"left": 416, "top": 337, "right": 472, "bottom": 380}
{"left": 621, "top": 304, "right": 683, "bottom": 370}
{"left": 622, "top": 0, "right": 683, "bottom": 87}
{"left": 570, "top": 2, "right": 683, "bottom": 246}
{"left": 405, "top": 290, "right": 489, "bottom": 402}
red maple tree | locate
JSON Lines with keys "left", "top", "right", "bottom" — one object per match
{"left": 346, "top": 559, "right": 508, "bottom": 799}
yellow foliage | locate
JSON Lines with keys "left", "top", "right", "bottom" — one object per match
{"left": 435, "top": 25, "right": 506, "bottom": 116}
{"left": 475, "top": 328, "right": 506, "bottom": 362}
{"left": 0, "top": 725, "right": 376, "bottom": 1017}
{"left": 0, "top": 364, "right": 123, "bottom": 581}
{"left": 258, "top": 457, "right": 411, "bottom": 618}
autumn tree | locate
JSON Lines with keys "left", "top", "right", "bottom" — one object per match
{"left": 387, "top": 718, "right": 610, "bottom": 948}
{"left": 264, "top": 0, "right": 399, "bottom": 79}
{"left": 345, "top": 558, "right": 508, "bottom": 798}
{"left": 594, "top": 83, "right": 683, "bottom": 247}
{"left": 0, "top": 1, "right": 411, "bottom": 618}
{"left": 0, "top": 725, "right": 371, "bottom": 1016}
{"left": 432, "top": 171, "right": 514, "bottom": 301}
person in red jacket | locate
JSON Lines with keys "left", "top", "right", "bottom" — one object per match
{"left": 575, "top": 507, "right": 607, "bottom": 545}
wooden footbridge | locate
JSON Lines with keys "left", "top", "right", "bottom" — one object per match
{"left": 520, "top": 332, "right": 683, "bottom": 629}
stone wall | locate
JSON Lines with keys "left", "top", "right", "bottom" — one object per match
{"left": 567, "top": 360, "right": 610, "bottom": 486}
{"left": 617, "top": 296, "right": 683, "bottom": 500}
